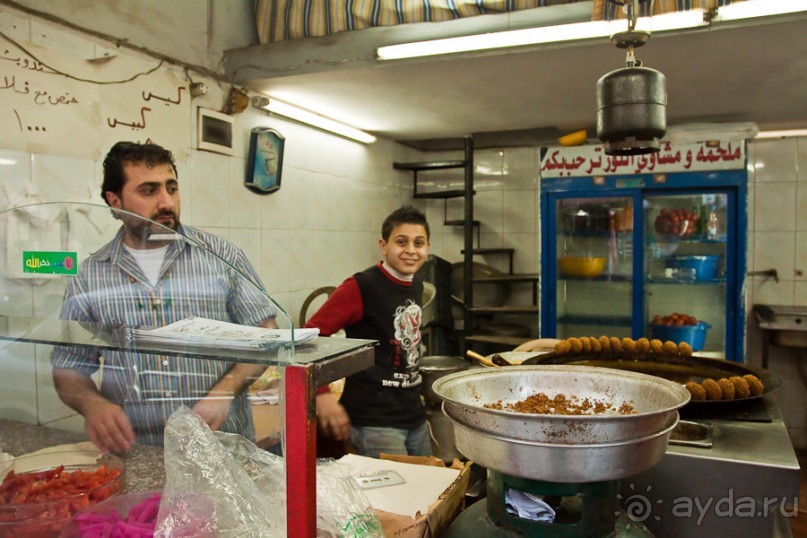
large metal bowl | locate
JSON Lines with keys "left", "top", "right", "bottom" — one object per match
{"left": 447, "top": 412, "right": 678, "bottom": 482}
{"left": 420, "top": 356, "right": 469, "bottom": 406}
{"left": 433, "top": 365, "right": 690, "bottom": 444}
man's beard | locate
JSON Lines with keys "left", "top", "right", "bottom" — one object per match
{"left": 120, "top": 210, "right": 180, "bottom": 245}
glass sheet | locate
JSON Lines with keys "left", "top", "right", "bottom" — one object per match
{"left": 554, "top": 196, "right": 634, "bottom": 339}
{"left": 644, "top": 194, "right": 728, "bottom": 354}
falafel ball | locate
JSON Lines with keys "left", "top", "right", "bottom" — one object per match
{"left": 621, "top": 337, "right": 637, "bottom": 352}
{"left": 729, "top": 376, "right": 751, "bottom": 398}
{"left": 649, "top": 339, "right": 664, "bottom": 353}
{"left": 609, "top": 337, "right": 622, "bottom": 352}
{"left": 742, "top": 374, "right": 764, "bottom": 396}
{"left": 701, "top": 378, "right": 723, "bottom": 400}
{"left": 663, "top": 340, "right": 679, "bottom": 354}
{"left": 590, "top": 337, "right": 602, "bottom": 352}
{"left": 678, "top": 342, "right": 693, "bottom": 356}
{"left": 636, "top": 337, "right": 651, "bottom": 353}
{"left": 599, "top": 336, "right": 611, "bottom": 351}
{"left": 717, "top": 378, "right": 735, "bottom": 400}
{"left": 568, "top": 337, "right": 583, "bottom": 353}
{"left": 580, "top": 336, "right": 592, "bottom": 352}
{"left": 554, "top": 340, "right": 571, "bottom": 354}
{"left": 685, "top": 381, "right": 707, "bottom": 401}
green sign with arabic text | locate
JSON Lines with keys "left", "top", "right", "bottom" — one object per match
{"left": 22, "top": 251, "right": 78, "bottom": 275}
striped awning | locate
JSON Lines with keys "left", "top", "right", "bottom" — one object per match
{"left": 592, "top": 0, "right": 747, "bottom": 21}
{"left": 255, "top": 0, "right": 586, "bottom": 43}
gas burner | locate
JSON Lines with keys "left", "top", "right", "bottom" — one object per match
{"left": 445, "top": 470, "right": 653, "bottom": 537}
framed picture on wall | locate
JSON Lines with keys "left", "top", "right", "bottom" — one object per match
{"left": 245, "top": 127, "right": 284, "bottom": 195}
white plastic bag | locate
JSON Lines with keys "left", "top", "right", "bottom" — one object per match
{"left": 156, "top": 407, "right": 382, "bottom": 537}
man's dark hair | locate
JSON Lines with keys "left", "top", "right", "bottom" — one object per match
{"left": 381, "top": 205, "right": 430, "bottom": 241}
{"left": 101, "top": 141, "right": 177, "bottom": 205}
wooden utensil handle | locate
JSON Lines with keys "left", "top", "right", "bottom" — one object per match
{"left": 466, "top": 349, "right": 497, "bottom": 368}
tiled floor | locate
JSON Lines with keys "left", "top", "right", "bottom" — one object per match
{"left": 791, "top": 449, "right": 807, "bottom": 537}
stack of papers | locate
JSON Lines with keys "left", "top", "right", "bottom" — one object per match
{"left": 127, "top": 316, "right": 318, "bottom": 350}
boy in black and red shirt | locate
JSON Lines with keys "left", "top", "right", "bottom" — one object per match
{"left": 305, "top": 206, "right": 432, "bottom": 458}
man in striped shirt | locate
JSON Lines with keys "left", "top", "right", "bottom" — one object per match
{"left": 52, "top": 142, "right": 278, "bottom": 454}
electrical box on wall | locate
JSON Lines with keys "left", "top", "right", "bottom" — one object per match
{"left": 197, "top": 107, "right": 234, "bottom": 155}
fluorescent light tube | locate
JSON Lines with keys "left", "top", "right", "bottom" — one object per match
{"left": 377, "top": 11, "right": 707, "bottom": 61}
{"left": 253, "top": 97, "right": 376, "bottom": 144}
{"left": 633, "top": 9, "right": 707, "bottom": 33}
{"left": 377, "top": 21, "right": 609, "bottom": 60}
{"left": 756, "top": 128, "right": 807, "bottom": 139}
{"left": 713, "top": 0, "right": 807, "bottom": 22}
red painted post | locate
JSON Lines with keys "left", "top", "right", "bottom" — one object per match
{"left": 285, "top": 364, "right": 317, "bottom": 537}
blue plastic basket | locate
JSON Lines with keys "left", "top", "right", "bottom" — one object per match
{"left": 649, "top": 321, "right": 711, "bottom": 351}
{"left": 666, "top": 255, "right": 720, "bottom": 281}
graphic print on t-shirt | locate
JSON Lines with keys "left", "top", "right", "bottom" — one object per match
{"left": 394, "top": 299, "right": 422, "bottom": 387}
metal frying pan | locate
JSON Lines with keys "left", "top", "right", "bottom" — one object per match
{"left": 522, "top": 352, "right": 782, "bottom": 407}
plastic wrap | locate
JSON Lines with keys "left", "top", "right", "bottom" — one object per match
{"left": 316, "top": 459, "right": 383, "bottom": 537}
{"left": 157, "top": 407, "right": 382, "bottom": 538}
{"left": 156, "top": 407, "right": 284, "bottom": 537}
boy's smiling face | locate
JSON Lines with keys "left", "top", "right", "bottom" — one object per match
{"left": 379, "top": 223, "right": 430, "bottom": 276}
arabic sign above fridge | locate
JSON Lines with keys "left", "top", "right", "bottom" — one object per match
{"left": 540, "top": 140, "right": 746, "bottom": 179}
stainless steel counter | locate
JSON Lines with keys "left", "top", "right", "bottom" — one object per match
{"left": 0, "top": 419, "right": 164, "bottom": 493}
{"left": 622, "top": 396, "right": 800, "bottom": 537}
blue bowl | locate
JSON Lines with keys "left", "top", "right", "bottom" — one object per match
{"left": 649, "top": 321, "right": 711, "bottom": 351}
{"left": 666, "top": 255, "right": 720, "bottom": 281}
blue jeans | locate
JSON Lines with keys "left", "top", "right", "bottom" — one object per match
{"left": 350, "top": 423, "right": 432, "bottom": 459}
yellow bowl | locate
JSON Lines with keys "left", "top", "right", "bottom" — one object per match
{"left": 559, "top": 257, "right": 606, "bottom": 277}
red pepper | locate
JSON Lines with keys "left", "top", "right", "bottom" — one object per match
{"left": 0, "top": 464, "right": 122, "bottom": 537}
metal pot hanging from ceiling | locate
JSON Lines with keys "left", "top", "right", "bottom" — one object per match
{"left": 596, "top": 0, "right": 667, "bottom": 155}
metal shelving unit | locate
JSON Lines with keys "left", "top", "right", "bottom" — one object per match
{"left": 394, "top": 137, "right": 539, "bottom": 349}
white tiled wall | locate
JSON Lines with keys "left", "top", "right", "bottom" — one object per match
{"left": 745, "top": 137, "right": 807, "bottom": 449}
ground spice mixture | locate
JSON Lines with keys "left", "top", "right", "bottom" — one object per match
{"left": 485, "top": 392, "right": 637, "bottom": 415}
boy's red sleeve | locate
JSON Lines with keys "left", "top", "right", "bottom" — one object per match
{"left": 305, "top": 277, "right": 363, "bottom": 392}
{"left": 303, "top": 277, "right": 363, "bottom": 335}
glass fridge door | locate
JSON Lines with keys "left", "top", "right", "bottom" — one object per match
{"left": 645, "top": 193, "right": 729, "bottom": 356}
{"left": 555, "top": 196, "right": 635, "bottom": 339}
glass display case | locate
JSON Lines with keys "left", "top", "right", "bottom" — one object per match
{"left": 541, "top": 169, "right": 747, "bottom": 360}
{"left": 0, "top": 202, "right": 375, "bottom": 536}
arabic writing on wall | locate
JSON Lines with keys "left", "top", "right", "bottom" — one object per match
{"left": 0, "top": 41, "right": 188, "bottom": 160}
{"left": 540, "top": 141, "right": 745, "bottom": 178}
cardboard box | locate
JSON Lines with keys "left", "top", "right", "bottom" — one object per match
{"left": 251, "top": 403, "right": 282, "bottom": 449}
{"left": 374, "top": 455, "right": 471, "bottom": 538}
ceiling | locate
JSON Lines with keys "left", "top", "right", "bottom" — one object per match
{"left": 224, "top": 5, "right": 807, "bottom": 150}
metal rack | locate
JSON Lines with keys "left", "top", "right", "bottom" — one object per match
{"left": 393, "top": 137, "right": 539, "bottom": 349}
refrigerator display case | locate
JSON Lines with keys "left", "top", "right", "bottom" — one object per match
{"left": 540, "top": 141, "right": 748, "bottom": 360}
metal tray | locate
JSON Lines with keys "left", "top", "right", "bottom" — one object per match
{"left": 669, "top": 420, "right": 713, "bottom": 448}
{"left": 446, "top": 411, "right": 678, "bottom": 482}
{"left": 433, "top": 365, "right": 689, "bottom": 445}
{"left": 522, "top": 352, "right": 782, "bottom": 407}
